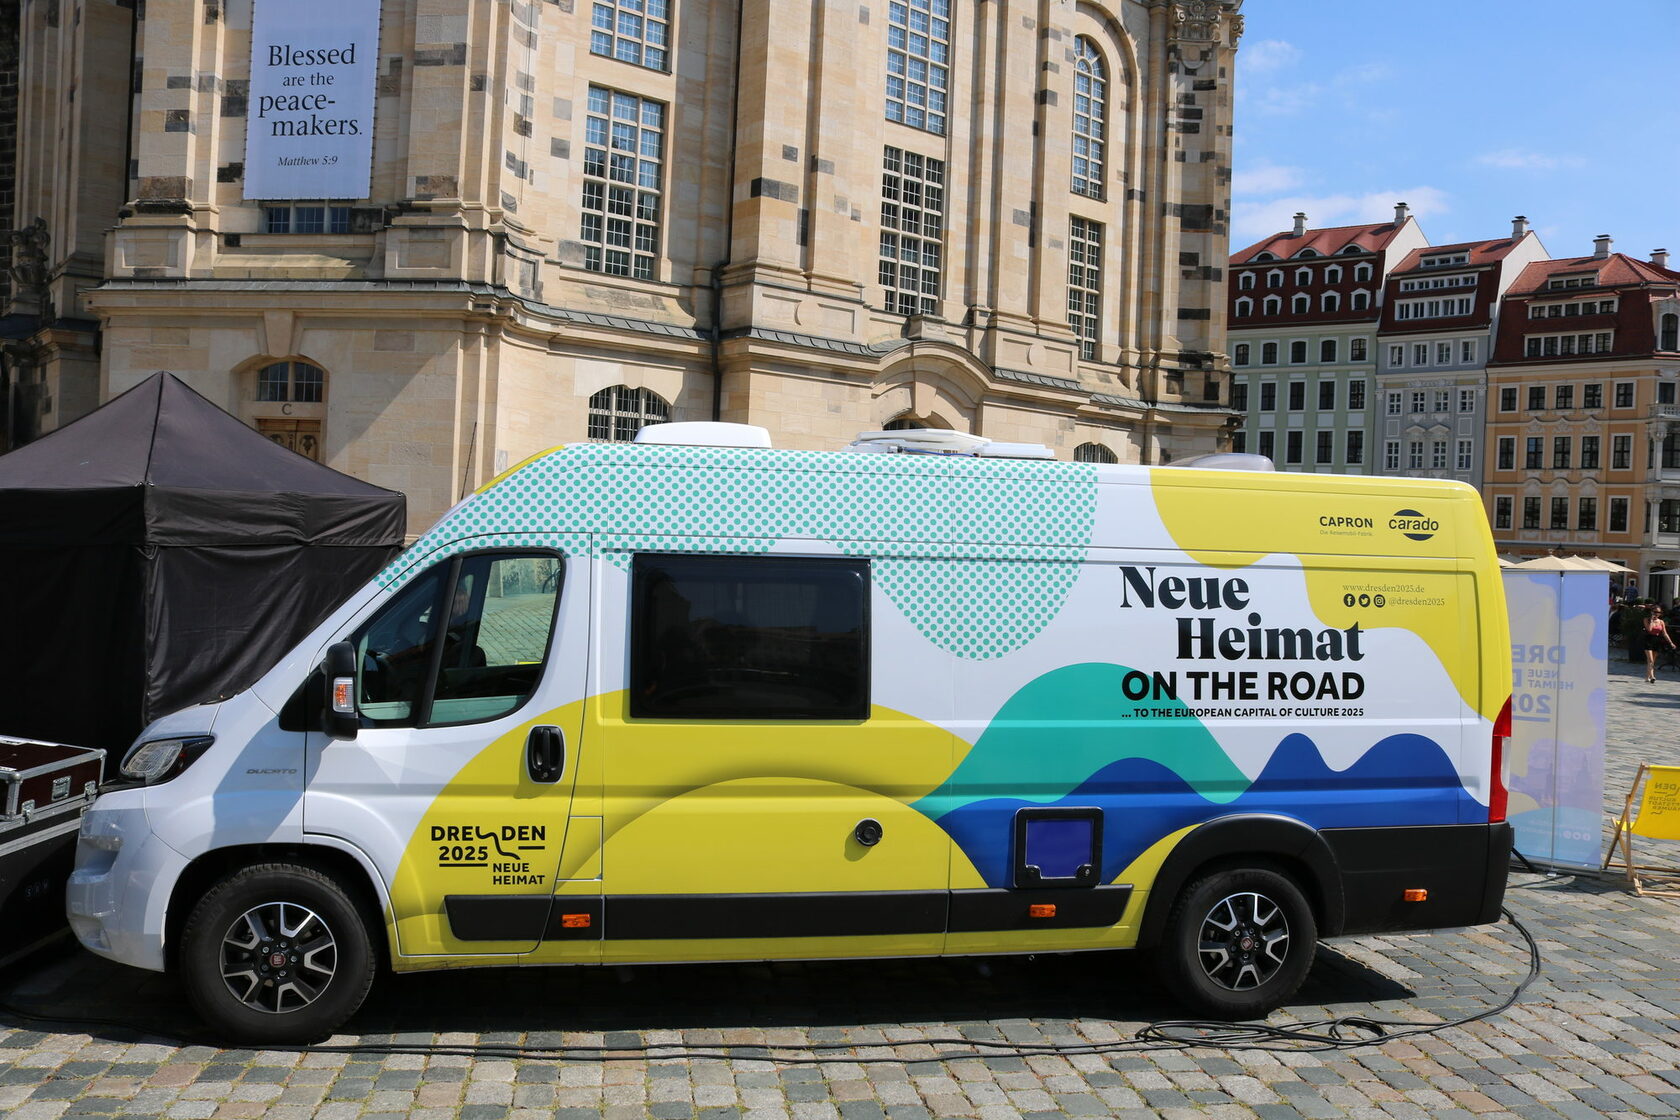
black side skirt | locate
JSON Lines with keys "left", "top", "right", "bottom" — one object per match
{"left": 443, "top": 886, "right": 1133, "bottom": 943}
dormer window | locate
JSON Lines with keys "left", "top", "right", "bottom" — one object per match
{"left": 1295, "top": 249, "right": 1319, "bottom": 258}
{"left": 1254, "top": 252, "right": 1277, "bottom": 261}
{"left": 1339, "top": 245, "right": 1363, "bottom": 255}
{"left": 1420, "top": 252, "right": 1469, "bottom": 268}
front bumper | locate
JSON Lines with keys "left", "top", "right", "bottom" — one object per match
{"left": 66, "top": 792, "right": 185, "bottom": 973}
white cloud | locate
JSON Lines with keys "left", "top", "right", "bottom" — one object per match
{"left": 1233, "top": 163, "right": 1305, "bottom": 196}
{"left": 1246, "top": 82, "right": 1322, "bottom": 116}
{"left": 1242, "top": 39, "right": 1301, "bottom": 73}
{"left": 1476, "top": 148, "right": 1585, "bottom": 171}
{"left": 1333, "top": 62, "right": 1393, "bottom": 87}
{"left": 1231, "top": 187, "right": 1452, "bottom": 243}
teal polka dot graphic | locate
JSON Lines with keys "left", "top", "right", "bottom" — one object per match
{"left": 377, "top": 444, "right": 1100, "bottom": 659}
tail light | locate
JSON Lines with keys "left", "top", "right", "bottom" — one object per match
{"left": 1489, "top": 695, "right": 1511, "bottom": 823}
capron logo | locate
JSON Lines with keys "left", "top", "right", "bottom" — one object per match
{"left": 1389, "top": 509, "right": 1438, "bottom": 542}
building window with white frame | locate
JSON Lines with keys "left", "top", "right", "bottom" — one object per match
{"left": 1351, "top": 337, "right": 1367, "bottom": 361}
{"left": 1266, "top": 270, "right": 1283, "bottom": 288}
{"left": 1407, "top": 440, "right": 1424, "bottom": 470}
{"left": 1234, "top": 343, "right": 1250, "bottom": 366}
{"left": 1435, "top": 341, "right": 1451, "bottom": 364}
{"left": 1289, "top": 340, "right": 1307, "bottom": 363}
{"left": 1351, "top": 290, "right": 1370, "bottom": 310}
{"left": 1348, "top": 379, "right": 1365, "bottom": 409}
{"left": 1412, "top": 343, "right": 1428, "bottom": 366}
{"left": 886, "top": 0, "right": 951, "bottom": 135}
{"left": 1071, "top": 37, "right": 1106, "bottom": 198}
{"left": 1432, "top": 440, "right": 1448, "bottom": 470}
{"left": 1320, "top": 339, "right": 1337, "bottom": 363}
{"left": 1461, "top": 339, "right": 1477, "bottom": 363}
{"left": 588, "top": 385, "right": 671, "bottom": 442}
{"left": 1386, "top": 391, "right": 1401, "bottom": 415}
{"left": 1261, "top": 342, "right": 1278, "bottom": 364}
{"left": 581, "top": 86, "right": 665, "bottom": 279}
{"left": 1322, "top": 291, "right": 1341, "bottom": 313}
{"left": 1409, "top": 390, "right": 1426, "bottom": 414}
{"left": 1496, "top": 437, "right": 1514, "bottom": 470}
{"left": 1456, "top": 439, "right": 1473, "bottom": 472}
{"left": 1354, "top": 263, "right": 1373, "bottom": 282}
{"left": 1263, "top": 295, "right": 1282, "bottom": 315}
{"left": 1432, "top": 389, "right": 1449, "bottom": 413}
{"left": 262, "top": 202, "right": 352, "bottom": 234}
{"left": 1494, "top": 496, "right": 1512, "bottom": 529}
{"left": 879, "top": 147, "right": 945, "bottom": 316}
{"left": 590, "top": 0, "right": 671, "bottom": 71}
{"left": 1384, "top": 439, "right": 1400, "bottom": 471}
{"left": 1326, "top": 264, "right": 1342, "bottom": 283}
{"left": 1067, "top": 217, "right": 1103, "bottom": 360}
{"left": 1295, "top": 267, "right": 1312, "bottom": 285}
{"left": 1389, "top": 344, "right": 1404, "bottom": 367}
{"left": 1234, "top": 297, "right": 1253, "bottom": 318}
{"left": 1346, "top": 430, "right": 1363, "bottom": 464}
{"left": 1610, "top": 497, "right": 1629, "bottom": 532}
{"left": 1291, "top": 294, "right": 1309, "bottom": 314}
{"left": 1239, "top": 272, "right": 1255, "bottom": 290}
{"left": 1612, "top": 434, "right": 1632, "bottom": 469}
{"left": 1458, "top": 388, "right": 1475, "bottom": 413}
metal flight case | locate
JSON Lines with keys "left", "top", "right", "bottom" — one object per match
{"left": 0, "top": 738, "right": 105, "bottom": 963}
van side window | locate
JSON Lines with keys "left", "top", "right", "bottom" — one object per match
{"left": 352, "top": 553, "right": 562, "bottom": 729}
{"left": 631, "top": 554, "right": 870, "bottom": 720}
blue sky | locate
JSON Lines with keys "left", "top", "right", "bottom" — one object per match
{"left": 1231, "top": 1, "right": 1680, "bottom": 264}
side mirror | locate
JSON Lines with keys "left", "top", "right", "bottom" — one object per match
{"left": 323, "top": 641, "right": 359, "bottom": 741}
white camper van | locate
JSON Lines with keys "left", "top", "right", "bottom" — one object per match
{"left": 69, "top": 425, "right": 1514, "bottom": 1042}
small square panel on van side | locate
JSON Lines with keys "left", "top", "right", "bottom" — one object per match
{"left": 1013, "top": 807, "right": 1102, "bottom": 888}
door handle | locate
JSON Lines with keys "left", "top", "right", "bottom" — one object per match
{"left": 526, "top": 725, "right": 564, "bottom": 784}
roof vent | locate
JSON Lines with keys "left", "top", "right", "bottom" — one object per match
{"left": 846, "top": 430, "right": 1054, "bottom": 459}
{"left": 632, "top": 422, "right": 773, "bottom": 448}
{"left": 1165, "top": 452, "right": 1276, "bottom": 472}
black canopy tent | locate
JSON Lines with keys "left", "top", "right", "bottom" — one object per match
{"left": 0, "top": 372, "right": 406, "bottom": 754}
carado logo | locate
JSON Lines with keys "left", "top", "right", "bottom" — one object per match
{"left": 1390, "top": 508, "right": 1438, "bottom": 542}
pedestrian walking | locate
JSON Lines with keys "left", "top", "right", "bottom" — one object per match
{"left": 1642, "top": 605, "right": 1676, "bottom": 683}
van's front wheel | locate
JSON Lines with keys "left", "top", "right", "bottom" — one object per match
{"left": 179, "top": 863, "right": 376, "bottom": 1044}
{"left": 1155, "top": 866, "right": 1317, "bottom": 1020}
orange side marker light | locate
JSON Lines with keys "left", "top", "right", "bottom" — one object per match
{"left": 1028, "top": 903, "right": 1057, "bottom": 918}
{"left": 1402, "top": 889, "right": 1428, "bottom": 903}
{"left": 561, "top": 913, "right": 592, "bottom": 928}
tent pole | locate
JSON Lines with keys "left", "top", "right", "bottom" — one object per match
{"left": 459, "top": 421, "right": 478, "bottom": 500}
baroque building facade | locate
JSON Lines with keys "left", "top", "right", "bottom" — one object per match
{"left": 1372, "top": 221, "right": 1546, "bottom": 491}
{"left": 1483, "top": 240, "right": 1680, "bottom": 593}
{"left": 4, "top": 0, "right": 1245, "bottom": 534}
{"left": 1226, "top": 207, "right": 1424, "bottom": 473}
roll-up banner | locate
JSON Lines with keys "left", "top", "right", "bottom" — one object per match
{"left": 1502, "top": 569, "right": 1608, "bottom": 871}
{"left": 244, "top": 0, "right": 381, "bottom": 201}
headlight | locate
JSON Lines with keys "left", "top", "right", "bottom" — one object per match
{"left": 119, "top": 735, "right": 214, "bottom": 785}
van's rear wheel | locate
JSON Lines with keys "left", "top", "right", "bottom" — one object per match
{"left": 179, "top": 863, "right": 376, "bottom": 1044}
{"left": 1156, "top": 866, "right": 1316, "bottom": 1020}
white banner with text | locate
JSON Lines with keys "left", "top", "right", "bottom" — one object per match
{"left": 244, "top": 0, "right": 380, "bottom": 201}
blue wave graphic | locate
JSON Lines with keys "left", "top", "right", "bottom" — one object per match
{"left": 936, "top": 732, "right": 1482, "bottom": 887}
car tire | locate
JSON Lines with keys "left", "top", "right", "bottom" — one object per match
{"left": 1154, "top": 865, "right": 1317, "bottom": 1020}
{"left": 178, "top": 862, "right": 377, "bottom": 1044}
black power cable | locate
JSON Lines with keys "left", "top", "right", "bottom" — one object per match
{"left": 0, "top": 908, "right": 1542, "bottom": 1062}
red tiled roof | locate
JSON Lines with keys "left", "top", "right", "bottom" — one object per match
{"left": 1503, "top": 252, "right": 1680, "bottom": 296}
{"left": 1388, "top": 238, "right": 1525, "bottom": 273}
{"left": 1230, "top": 220, "right": 1408, "bottom": 264}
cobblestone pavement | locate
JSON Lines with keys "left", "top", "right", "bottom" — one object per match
{"left": 2, "top": 661, "right": 1678, "bottom": 1119}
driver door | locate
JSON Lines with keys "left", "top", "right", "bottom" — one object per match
{"left": 304, "top": 548, "right": 588, "bottom": 959}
